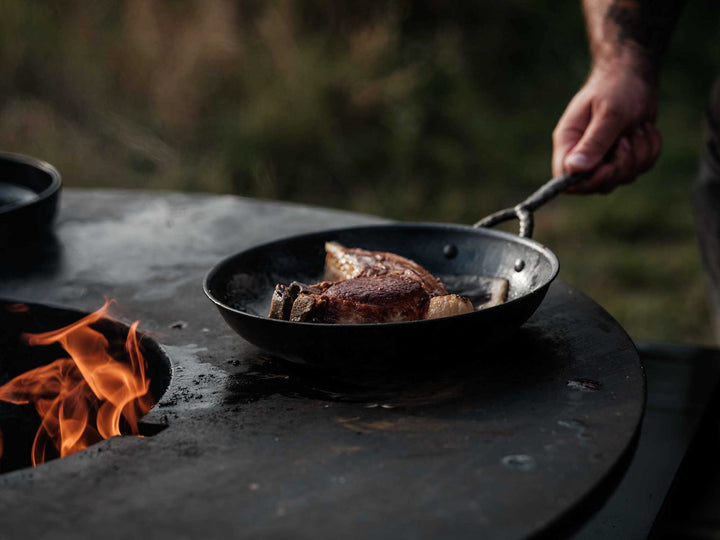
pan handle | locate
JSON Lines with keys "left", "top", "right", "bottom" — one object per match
{"left": 473, "top": 172, "right": 589, "bottom": 238}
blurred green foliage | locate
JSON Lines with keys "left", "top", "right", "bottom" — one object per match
{"left": 0, "top": 0, "right": 718, "bottom": 344}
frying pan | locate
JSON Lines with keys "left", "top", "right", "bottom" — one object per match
{"left": 204, "top": 173, "right": 586, "bottom": 369}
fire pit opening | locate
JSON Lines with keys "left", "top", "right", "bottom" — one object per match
{"left": 0, "top": 300, "right": 172, "bottom": 474}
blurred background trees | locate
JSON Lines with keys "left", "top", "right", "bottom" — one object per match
{"left": 1, "top": 0, "right": 718, "bottom": 343}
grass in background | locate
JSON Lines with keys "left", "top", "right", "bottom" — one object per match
{"left": 0, "top": 0, "right": 718, "bottom": 344}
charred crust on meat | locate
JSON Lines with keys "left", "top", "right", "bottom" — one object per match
{"left": 268, "top": 281, "right": 331, "bottom": 320}
{"left": 284, "top": 275, "right": 431, "bottom": 324}
{"left": 289, "top": 293, "right": 327, "bottom": 322}
{"left": 324, "top": 241, "right": 448, "bottom": 296}
{"left": 268, "top": 284, "right": 291, "bottom": 320}
{"left": 320, "top": 276, "right": 430, "bottom": 324}
{"left": 324, "top": 275, "right": 427, "bottom": 306}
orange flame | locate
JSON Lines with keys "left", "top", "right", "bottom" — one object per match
{"left": 0, "top": 301, "right": 153, "bottom": 466}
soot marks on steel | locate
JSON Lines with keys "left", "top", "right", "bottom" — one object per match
{"left": 223, "top": 326, "right": 573, "bottom": 408}
{"left": 501, "top": 454, "right": 536, "bottom": 472}
{"left": 222, "top": 355, "right": 416, "bottom": 405}
{"left": 566, "top": 378, "right": 603, "bottom": 392}
{"left": 151, "top": 344, "right": 224, "bottom": 413}
{"left": 558, "top": 419, "right": 591, "bottom": 438}
{"left": 222, "top": 353, "right": 478, "bottom": 407}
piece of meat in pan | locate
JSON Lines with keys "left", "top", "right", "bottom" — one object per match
{"left": 324, "top": 241, "right": 448, "bottom": 296}
{"left": 268, "top": 242, "right": 508, "bottom": 324}
{"left": 269, "top": 275, "right": 474, "bottom": 324}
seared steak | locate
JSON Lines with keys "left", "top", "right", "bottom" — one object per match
{"left": 267, "top": 243, "right": 503, "bottom": 324}
{"left": 324, "top": 242, "right": 448, "bottom": 296}
{"left": 290, "top": 275, "right": 430, "bottom": 323}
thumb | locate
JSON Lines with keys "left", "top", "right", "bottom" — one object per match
{"left": 564, "top": 109, "right": 626, "bottom": 173}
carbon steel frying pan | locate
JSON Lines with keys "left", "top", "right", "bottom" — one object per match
{"left": 204, "top": 174, "right": 586, "bottom": 369}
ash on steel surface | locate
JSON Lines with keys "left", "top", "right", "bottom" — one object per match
{"left": 0, "top": 189, "right": 646, "bottom": 540}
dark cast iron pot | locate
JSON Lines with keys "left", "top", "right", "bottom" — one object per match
{"left": 0, "top": 152, "right": 62, "bottom": 245}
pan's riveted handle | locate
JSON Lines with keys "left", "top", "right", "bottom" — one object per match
{"left": 473, "top": 172, "right": 589, "bottom": 238}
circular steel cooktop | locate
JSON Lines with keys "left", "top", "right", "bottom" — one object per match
{"left": 0, "top": 190, "right": 644, "bottom": 540}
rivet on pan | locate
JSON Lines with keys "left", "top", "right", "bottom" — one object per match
{"left": 514, "top": 259, "right": 525, "bottom": 272}
{"left": 443, "top": 244, "right": 458, "bottom": 259}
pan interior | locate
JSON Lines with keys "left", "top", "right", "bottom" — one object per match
{"left": 208, "top": 224, "right": 558, "bottom": 318}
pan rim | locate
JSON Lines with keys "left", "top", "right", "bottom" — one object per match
{"left": 203, "top": 222, "right": 560, "bottom": 328}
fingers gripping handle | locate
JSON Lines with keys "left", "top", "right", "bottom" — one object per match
{"left": 473, "top": 173, "right": 589, "bottom": 238}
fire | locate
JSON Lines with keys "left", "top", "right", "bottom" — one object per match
{"left": 0, "top": 301, "right": 153, "bottom": 466}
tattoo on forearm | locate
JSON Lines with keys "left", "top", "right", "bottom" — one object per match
{"left": 604, "top": 0, "right": 686, "bottom": 82}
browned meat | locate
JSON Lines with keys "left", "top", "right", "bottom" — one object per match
{"left": 424, "top": 295, "right": 474, "bottom": 319}
{"left": 324, "top": 241, "right": 448, "bottom": 296}
{"left": 267, "top": 243, "right": 506, "bottom": 324}
{"left": 289, "top": 275, "right": 430, "bottom": 324}
{"left": 269, "top": 276, "right": 474, "bottom": 324}
{"left": 268, "top": 281, "right": 331, "bottom": 320}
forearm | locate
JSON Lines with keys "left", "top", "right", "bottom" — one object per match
{"left": 583, "top": 0, "right": 686, "bottom": 84}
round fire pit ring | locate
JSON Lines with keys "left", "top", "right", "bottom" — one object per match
{"left": 0, "top": 299, "right": 172, "bottom": 474}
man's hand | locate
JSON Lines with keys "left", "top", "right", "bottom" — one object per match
{"left": 552, "top": 66, "right": 662, "bottom": 193}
